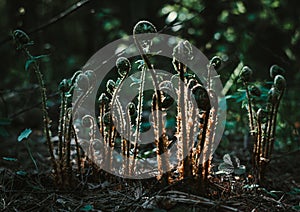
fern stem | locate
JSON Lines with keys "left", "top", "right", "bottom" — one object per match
{"left": 268, "top": 91, "right": 284, "bottom": 159}
{"left": 23, "top": 49, "right": 57, "bottom": 174}
{"left": 65, "top": 110, "right": 73, "bottom": 172}
{"left": 72, "top": 124, "right": 83, "bottom": 180}
{"left": 58, "top": 92, "right": 66, "bottom": 161}
{"left": 133, "top": 32, "right": 168, "bottom": 179}
{"left": 244, "top": 83, "right": 255, "bottom": 135}
{"left": 266, "top": 105, "right": 274, "bottom": 158}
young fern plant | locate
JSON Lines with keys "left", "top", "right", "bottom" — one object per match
{"left": 110, "top": 57, "right": 130, "bottom": 173}
{"left": 13, "top": 30, "right": 86, "bottom": 188}
{"left": 239, "top": 65, "right": 286, "bottom": 182}
{"left": 191, "top": 57, "right": 221, "bottom": 186}
{"left": 172, "top": 40, "right": 194, "bottom": 179}
{"left": 170, "top": 39, "right": 221, "bottom": 187}
{"left": 97, "top": 57, "right": 132, "bottom": 176}
{"left": 13, "top": 29, "right": 57, "bottom": 178}
{"left": 133, "top": 20, "right": 171, "bottom": 182}
{"left": 200, "top": 57, "right": 221, "bottom": 182}
{"left": 47, "top": 74, "right": 85, "bottom": 187}
{"left": 240, "top": 66, "right": 255, "bottom": 135}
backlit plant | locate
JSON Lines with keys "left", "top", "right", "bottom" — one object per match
{"left": 95, "top": 21, "right": 222, "bottom": 187}
{"left": 238, "top": 65, "right": 286, "bottom": 182}
{"left": 14, "top": 21, "right": 223, "bottom": 191}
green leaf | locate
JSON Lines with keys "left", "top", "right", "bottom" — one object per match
{"left": 2, "top": 157, "right": 17, "bottom": 162}
{"left": 215, "top": 170, "right": 228, "bottom": 175}
{"left": 289, "top": 187, "right": 300, "bottom": 195}
{"left": 261, "top": 188, "right": 279, "bottom": 199}
{"left": 33, "top": 54, "right": 48, "bottom": 60}
{"left": 236, "top": 92, "right": 247, "bottom": 103}
{"left": 25, "top": 55, "right": 49, "bottom": 71}
{"left": 80, "top": 204, "right": 93, "bottom": 211}
{"left": 218, "top": 163, "right": 234, "bottom": 174}
{"left": 65, "top": 92, "right": 72, "bottom": 98}
{"left": 292, "top": 205, "right": 300, "bottom": 210}
{"left": 184, "top": 73, "right": 195, "bottom": 78}
{"left": 225, "top": 94, "right": 241, "bottom": 100}
{"left": 25, "top": 59, "right": 35, "bottom": 71}
{"left": 140, "top": 122, "right": 151, "bottom": 132}
{"left": 243, "top": 184, "right": 259, "bottom": 189}
{"left": 241, "top": 100, "right": 248, "bottom": 109}
{"left": 234, "top": 165, "right": 246, "bottom": 175}
{"left": 141, "top": 150, "right": 155, "bottom": 158}
{"left": 16, "top": 170, "right": 27, "bottom": 176}
{"left": 18, "top": 128, "right": 32, "bottom": 142}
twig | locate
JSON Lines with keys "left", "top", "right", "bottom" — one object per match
{"left": 0, "top": 0, "right": 92, "bottom": 46}
{"left": 141, "top": 190, "right": 239, "bottom": 211}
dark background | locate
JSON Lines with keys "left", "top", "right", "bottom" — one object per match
{"left": 0, "top": 0, "right": 299, "bottom": 151}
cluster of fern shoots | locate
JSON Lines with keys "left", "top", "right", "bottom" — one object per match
{"left": 92, "top": 21, "right": 222, "bottom": 186}
{"left": 13, "top": 29, "right": 90, "bottom": 187}
{"left": 14, "top": 20, "right": 287, "bottom": 191}
{"left": 14, "top": 20, "right": 223, "bottom": 188}
{"left": 239, "top": 65, "right": 286, "bottom": 182}
{"left": 14, "top": 21, "right": 287, "bottom": 190}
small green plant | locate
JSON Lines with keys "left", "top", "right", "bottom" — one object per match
{"left": 17, "top": 128, "right": 39, "bottom": 172}
{"left": 217, "top": 153, "right": 246, "bottom": 175}
{"left": 13, "top": 29, "right": 56, "bottom": 175}
{"left": 13, "top": 30, "right": 83, "bottom": 188}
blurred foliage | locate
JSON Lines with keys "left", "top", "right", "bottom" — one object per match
{"left": 160, "top": 0, "right": 300, "bottom": 151}
{"left": 0, "top": 0, "right": 299, "bottom": 151}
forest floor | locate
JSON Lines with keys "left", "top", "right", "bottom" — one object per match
{"left": 0, "top": 129, "right": 300, "bottom": 211}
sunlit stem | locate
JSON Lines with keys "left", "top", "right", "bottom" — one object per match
{"left": 204, "top": 92, "right": 218, "bottom": 181}
{"left": 254, "top": 116, "right": 262, "bottom": 181}
{"left": 243, "top": 82, "right": 255, "bottom": 135}
{"left": 65, "top": 109, "right": 73, "bottom": 172}
{"left": 72, "top": 124, "right": 83, "bottom": 180}
{"left": 132, "top": 65, "right": 145, "bottom": 161}
{"left": 99, "top": 101, "right": 105, "bottom": 138}
{"left": 133, "top": 34, "right": 168, "bottom": 180}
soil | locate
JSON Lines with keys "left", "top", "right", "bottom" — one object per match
{"left": 1, "top": 128, "right": 300, "bottom": 211}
